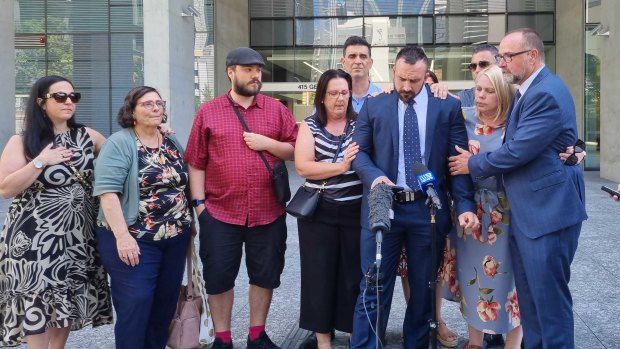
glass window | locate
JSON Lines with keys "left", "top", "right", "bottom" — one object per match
{"left": 507, "top": 0, "right": 554, "bottom": 12}
{"left": 295, "top": 0, "right": 362, "bottom": 17}
{"left": 586, "top": 0, "right": 601, "bottom": 24}
{"left": 111, "top": 4, "right": 143, "bottom": 32}
{"left": 250, "top": 0, "right": 294, "bottom": 17}
{"left": 255, "top": 48, "right": 300, "bottom": 83}
{"left": 364, "top": 16, "right": 433, "bottom": 46}
{"left": 364, "top": 0, "right": 433, "bottom": 16}
{"left": 47, "top": 0, "right": 109, "bottom": 33}
{"left": 15, "top": 0, "right": 45, "bottom": 33}
{"left": 435, "top": 15, "right": 505, "bottom": 44}
{"left": 296, "top": 18, "right": 363, "bottom": 46}
{"left": 435, "top": 0, "right": 506, "bottom": 14}
{"left": 251, "top": 19, "right": 294, "bottom": 47}
{"left": 584, "top": 26, "right": 602, "bottom": 170}
{"left": 507, "top": 14, "right": 554, "bottom": 42}
{"left": 15, "top": 47, "right": 46, "bottom": 94}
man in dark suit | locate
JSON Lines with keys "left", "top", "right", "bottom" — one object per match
{"left": 449, "top": 28, "right": 588, "bottom": 349}
{"left": 350, "top": 46, "right": 478, "bottom": 349}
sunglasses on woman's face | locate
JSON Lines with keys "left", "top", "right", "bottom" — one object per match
{"left": 45, "top": 92, "right": 82, "bottom": 104}
{"left": 468, "top": 60, "right": 492, "bottom": 71}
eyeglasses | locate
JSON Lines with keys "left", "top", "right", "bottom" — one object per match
{"left": 45, "top": 92, "right": 81, "bottom": 103}
{"left": 468, "top": 60, "right": 492, "bottom": 70}
{"left": 326, "top": 90, "right": 351, "bottom": 99}
{"left": 138, "top": 100, "right": 166, "bottom": 109}
{"left": 495, "top": 49, "right": 531, "bottom": 63}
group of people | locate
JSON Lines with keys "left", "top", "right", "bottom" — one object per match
{"left": 0, "top": 27, "right": 587, "bottom": 349}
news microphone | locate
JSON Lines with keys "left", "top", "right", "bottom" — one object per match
{"left": 413, "top": 163, "right": 442, "bottom": 209}
{"left": 368, "top": 183, "right": 394, "bottom": 234}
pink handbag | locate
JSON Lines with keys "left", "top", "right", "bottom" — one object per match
{"left": 168, "top": 235, "right": 203, "bottom": 349}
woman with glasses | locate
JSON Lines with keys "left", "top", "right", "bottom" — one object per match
{"left": 93, "top": 86, "right": 192, "bottom": 349}
{"left": 294, "top": 69, "right": 362, "bottom": 349}
{"left": 0, "top": 75, "right": 113, "bottom": 347}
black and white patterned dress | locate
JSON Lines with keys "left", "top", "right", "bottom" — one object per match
{"left": 0, "top": 127, "right": 113, "bottom": 347}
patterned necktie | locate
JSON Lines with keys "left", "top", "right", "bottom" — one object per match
{"left": 403, "top": 99, "right": 423, "bottom": 191}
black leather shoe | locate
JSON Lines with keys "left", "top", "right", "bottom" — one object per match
{"left": 248, "top": 331, "right": 280, "bottom": 349}
{"left": 484, "top": 334, "right": 505, "bottom": 347}
{"left": 211, "top": 338, "right": 233, "bottom": 349}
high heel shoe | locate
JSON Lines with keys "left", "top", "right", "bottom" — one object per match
{"left": 436, "top": 321, "right": 458, "bottom": 348}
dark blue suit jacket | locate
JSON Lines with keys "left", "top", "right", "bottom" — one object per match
{"left": 468, "top": 66, "right": 588, "bottom": 238}
{"left": 352, "top": 85, "right": 476, "bottom": 230}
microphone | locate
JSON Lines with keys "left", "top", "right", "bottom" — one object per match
{"left": 368, "top": 183, "right": 394, "bottom": 234}
{"left": 413, "top": 163, "right": 442, "bottom": 209}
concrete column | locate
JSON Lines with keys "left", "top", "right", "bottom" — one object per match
{"left": 599, "top": 0, "right": 620, "bottom": 181}
{"left": 0, "top": 0, "right": 16, "bottom": 149}
{"left": 214, "top": 0, "right": 249, "bottom": 96}
{"left": 143, "top": 0, "right": 196, "bottom": 146}
{"left": 555, "top": 0, "right": 585, "bottom": 140}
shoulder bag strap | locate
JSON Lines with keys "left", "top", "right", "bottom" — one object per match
{"left": 185, "top": 229, "right": 195, "bottom": 298}
{"left": 226, "top": 95, "right": 273, "bottom": 172}
{"left": 330, "top": 120, "right": 349, "bottom": 163}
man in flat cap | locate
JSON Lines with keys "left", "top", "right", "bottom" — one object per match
{"left": 185, "top": 47, "right": 298, "bottom": 349}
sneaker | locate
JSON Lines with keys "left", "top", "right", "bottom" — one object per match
{"left": 212, "top": 338, "right": 234, "bottom": 349}
{"left": 247, "top": 331, "right": 280, "bottom": 349}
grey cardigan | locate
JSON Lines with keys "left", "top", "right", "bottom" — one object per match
{"left": 93, "top": 127, "right": 185, "bottom": 226}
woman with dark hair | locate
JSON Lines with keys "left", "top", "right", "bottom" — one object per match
{"left": 294, "top": 69, "right": 362, "bottom": 349}
{"left": 0, "top": 75, "right": 113, "bottom": 347}
{"left": 93, "top": 86, "right": 192, "bottom": 349}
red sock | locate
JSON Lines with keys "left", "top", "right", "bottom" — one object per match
{"left": 248, "top": 325, "right": 265, "bottom": 341}
{"left": 215, "top": 331, "right": 232, "bottom": 344}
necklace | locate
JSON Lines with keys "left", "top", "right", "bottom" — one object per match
{"left": 57, "top": 131, "right": 93, "bottom": 191}
{"left": 135, "top": 130, "right": 164, "bottom": 165}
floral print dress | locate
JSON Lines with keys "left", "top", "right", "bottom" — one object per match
{"left": 441, "top": 107, "right": 520, "bottom": 334}
{"left": 0, "top": 127, "right": 113, "bottom": 346}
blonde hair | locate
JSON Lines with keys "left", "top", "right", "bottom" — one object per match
{"left": 474, "top": 65, "right": 514, "bottom": 123}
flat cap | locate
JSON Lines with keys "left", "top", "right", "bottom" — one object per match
{"left": 226, "top": 47, "right": 265, "bottom": 67}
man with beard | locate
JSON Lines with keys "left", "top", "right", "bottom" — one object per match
{"left": 184, "top": 47, "right": 298, "bottom": 349}
{"left": 449, "top": 28, "right": 587, "bottom": 349}
{"left": 350, "top": 45, "right": 478, "bottom": 349}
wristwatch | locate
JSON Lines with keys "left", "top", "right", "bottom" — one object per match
{"left": 32, "top": 158, "right": 44, "bottom": 169}
{"left": 190, "top": 199, "right": 205, "bottom": 207}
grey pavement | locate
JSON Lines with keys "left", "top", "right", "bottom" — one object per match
{"left": 1, "top": 169, "right": 618, "bottom": 349}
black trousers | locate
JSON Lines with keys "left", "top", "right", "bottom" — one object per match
{"left": 298, "top": 199, "right": 362, "bottom": 333}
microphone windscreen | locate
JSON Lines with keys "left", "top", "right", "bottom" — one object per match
{"left": 368, "top": 183, "right": 393, "bottom": 233}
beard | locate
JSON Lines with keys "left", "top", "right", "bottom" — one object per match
{"left": 394, "top": 82, "right": 418, "bottom": 103}
{"left": 233, "top": 79, "right": 262, "bottom": 97}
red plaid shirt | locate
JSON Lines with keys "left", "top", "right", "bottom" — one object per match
{"left": 184, "top": 91, "right": 298, "bottom": 227}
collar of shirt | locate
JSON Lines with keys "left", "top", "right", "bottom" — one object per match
{"left": 352, "top": 81, "right": 383, "bottom": 113}
{"left": 517, "top": 64, "right": 545, "bottom": 97}
{"left": 227, "top": 89, "right": 264, "bottom": 110}
{"left": 396, "top": 86, "right": 428, "bottom": 190}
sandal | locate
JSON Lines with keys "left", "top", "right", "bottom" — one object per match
{"left": 437, "top": 321, "right": 458, "bottom": 348}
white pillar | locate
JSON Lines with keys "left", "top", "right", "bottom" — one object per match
{"left": 0, "top": 0, "right": 16, "bottom": 149}
{"left": 143, "top": 0, "right": 196, "bottom": 146}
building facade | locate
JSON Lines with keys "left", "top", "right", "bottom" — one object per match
{"left": 1, "top": 0, "right": 619, "bottom": 179}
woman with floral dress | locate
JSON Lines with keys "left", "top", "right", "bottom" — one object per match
{"left": 94, "top": 86, "right": 192, "bottom": 349}
{"left": 0, "top": 75, "right": 112, "bottom": 348}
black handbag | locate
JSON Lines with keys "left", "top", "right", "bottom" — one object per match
{"left": 286, "top": 120, "right": 349, "bottom": 220}
{"left": 227, "top": 96, "right": 291, "bottom": 205}
{"left": 285, "top": 182, "right": 325, "bottom": 219}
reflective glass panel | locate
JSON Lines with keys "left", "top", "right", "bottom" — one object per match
{"left": 295, "top": 0, "right": 363, "bottom": 17}
{"left": 586, "top": 0, "right": 601, "bottom": 24}
{"left": 14, "top": 0, "right": 45, "bottom": 33}
{"left": 507, "top": 0, "right": 554, "bottom": 12}
{"left": 111, "top": 4, "right": 143, "bottom": 32}
{"left": 47, "top": 0, "right": 109, "bottom": 33}
{"left": 364, "top": 16, "right": 433, "bottom": 46}
{"left": 363, "top": 0, "right": 433, "bottom": 15}
{"left": 507, "top": 14, "right": 554, "bottom": 42}
{"left": 251, "top": 19, "right": 294, "bottom": 47}
{"left": 435, "top": 15, "right": 505, "bottom": 44}
{"left": 250, "top": 0, "right": 294, "bottom": 17}
{"left": 434, "top": 0, "right": 506, "bottom": 14}
{"left": 296, "top": 18, "right": 364, "bottom": 46}
{"left": 584, "top": 25, "right": 602, "bottom": 170}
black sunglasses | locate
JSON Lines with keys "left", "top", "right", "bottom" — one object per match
{"left": 468, "top": 61, "right": 492, "bottom": 70}
{"left": 565, "top": 139, "right": 586, "bottom": 166}
{"left": 45, "top": 92, "right": 82, "bottom": 103}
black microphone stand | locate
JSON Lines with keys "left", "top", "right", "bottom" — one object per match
{"left": 375, "top": 228, "right": 383, "bottom": 349}
{"left": 427, "top": 196, "right": 439, "bottom": 349}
